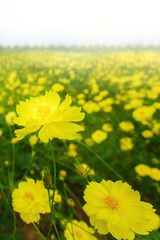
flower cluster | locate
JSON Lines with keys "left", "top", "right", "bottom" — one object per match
{"left": 2, "top": 50, "right": 159, "bottom": 240}
{"left": 135, "top": 164, "right": 160, "bottom": 181}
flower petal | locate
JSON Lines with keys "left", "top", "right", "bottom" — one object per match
{"left": 14, "top": 125, "right": 41, "bottom": 140}
{"left": 38, "top": 122, "right": 84, "bottom": 143}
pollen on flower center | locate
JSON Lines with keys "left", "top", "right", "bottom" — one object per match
{"left": 75, "top": 230, "right": 82, "bottom": 238}
{"left": 105, "top": 196, "right": 118, "bottom": 208}
{"left": 24, "top": 192, "right": 34, "bottom": 200}
{"left": 140, "top": 111, "right": 144, "bottom": 115}
{"left": 36, "top": 105, "right": 51, "bottom": 120}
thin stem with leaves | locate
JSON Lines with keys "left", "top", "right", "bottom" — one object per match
{"left": 76, "top": 140, "right": 124, "bottom": 181}
{"left": 46, "top": 140, "right": 61, "bottom": 240}
{"left": 32, "top": 222, "right": 46, "bottom": 240}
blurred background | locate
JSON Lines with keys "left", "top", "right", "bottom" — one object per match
{"left": 0, "top": 0, "right": 160, "bottom": 48}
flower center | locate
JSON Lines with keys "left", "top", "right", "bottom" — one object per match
{"left": 75, "top": 230, "right": 82, "bottom": 238}
{"left": 24, "top": 192, "right": 34, "bottom": 200}
{"left": 37, "top": 105, "right": 51, "bottom": 120}
{"left": 140, "top": 111, "right": 145, "bottom": 115}
{"left": 105, "top": 196, "right": 118, "bottom": 208}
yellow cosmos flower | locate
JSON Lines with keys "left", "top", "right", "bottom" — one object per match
{"left": 49, "top": 189, "right": 62, "bottom": 204}
{"left": 14, "top": 90, "right": 85, "bottom": 143}
{"left": 141, "top": 130, "right": 153, "bottom": 138}
{"left": 85, "top": 138, "right": 94, "bottom": 146}
{"left": 38, "top": 77, "right": 46, "bottom": 85}
{"left": 77, "top": 93, "right": 85, "bottom": 99}
{"left": 59, "top": 170, "right": 67, "bottom": 180}
{"left": 84, "top": 89, "right": 89, "bottom": 94}
{"left": 64, "top": 220, "right": 97, "bottom": 240}
{"left": 0, "top": 107, "right": 4, "bottom": 114}
{"left": 120, "top": 137, "right": 133, "bottom": 151}
{"left": 153, "top": 102, "right": 160, "bottom": 109}
{"left": 29, "top": 134, "right": 38, "bottom": 146}
{"left": 76, "top": 163, "right": 95, "bottom": 176}
{"left": 152, "top": 121, "right": 160, "bottom": 134}
{"left": 83, "top": 180, "right": 155, "bottom": 240}
{"left": 100, "top": 90, "right": 109, "bottom": 97}
{"left": 99, "top": 98, "right": 114, "bottom": 107}
{"left": 119, "top": 121, "right": 134, "bottom": 132}
{"left": 92, "top": 130, "right": 107, "bottom": 144}
{"left": 12, "top": 178, "right": 50, "bottom": 224}
{"left": 67, "top": 198, "right": 75, "bottom": 207}
{"left": 83, "top": 101, "right": 100, "bottom": 114}
{"left": 52, "top": 83, "right": 64, "bottom": 92}
{"left": 135, "top": 164, "right": 151, "bottom": 177}
{"left": 94, "top": 94, "right": 103, "bottom": 102}
{"left": 11, "top": 137, "right": 19, "bottom": 144}
{"left": 68, "top": 143, "right": 78, "bottom": 157}
{"left": 78, "top": 99, "right": 86, "bottom": 105}
{"left": 132, "top": 106, "right": 156, "bottom": 125}
{"left": 124, "top": 99, "right": 143, "bottom": 110}
{"left": 103, "top": 105, "right": 112, "bottom": 112}
{"left": 149, "top": 168, "right": 160, "bottom": 181}
{"left": 5, "top": 111, "right": 17, "bottom": 126}
{"left": 102, "top": 123, "right": 113, "bottom": 132}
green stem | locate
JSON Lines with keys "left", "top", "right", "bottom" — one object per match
{"left": 76, "top": 140, "right": 124, "bottom": 181}
{"left": 60, "top": 186, "right": 82, "bottom": 221}
{"left": 64, "top": 220, "right": 76, "bottom": 240}
{"left": 70, "top": 221, "right": 76, "bottom": 240}
{"left": 0, "top": 182, "right": 9, "bottom": 208}
{"left": 8, "top": 168, "right": 12, "bottom": 193}
{"left": 84, "top": 175, "right": 89, "bottom": 184}
{"left": 46, "top": 140, "right": 61, "bottom": 240}
{"left": 46, "top": 190, "right": 52, "bottom": 240}
{"left": 12, "top": 212, "right": 16, "bottom": 240}
{"left": 8, "top": 127, "right": 17, "bottom": 237}
{"left": 32, "top": 222, "right": 46, "bottom": 240}
{"left": 52, "top": 218, "right": 61, "bottom": 240}
{"left": 89, "top": 175, "right": 96, "bottom": 181}
{"left": 63, "top": 141, "right": 88, "bottom": 184}
{"left": 47, "top": 190, "right": 61, "bottom": 240}
{"left": 64, "top": 182, "right": 82, "bottom": 208}
{"left": 63, "top": 181, "right": 68, "bottom": 200}
{"left": 49, "top": 140, "right": 56, "bottom": 203}
{"left": 63, "top": 140, "right": 69, "bottom": 151}
{"left": 20, "top": 146, "right": 34, "bottom": 181}
{"left": 8, "top": 126, "right": 15, "bottom": 186}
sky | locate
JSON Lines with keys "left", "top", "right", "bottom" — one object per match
{"left": 0, "top": 0, "right": 160, "bottom": 46}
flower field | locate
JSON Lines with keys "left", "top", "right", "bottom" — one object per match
{"left": 0, "top": 49, "right": 160, "bottom": 240}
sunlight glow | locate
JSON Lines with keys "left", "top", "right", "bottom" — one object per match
{"left": 0, "top": 0, "right": 160, "bottom": 46}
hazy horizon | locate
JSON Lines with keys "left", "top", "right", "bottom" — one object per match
{"left": 0, "top": 0, "right": 160, "bottom": 47}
